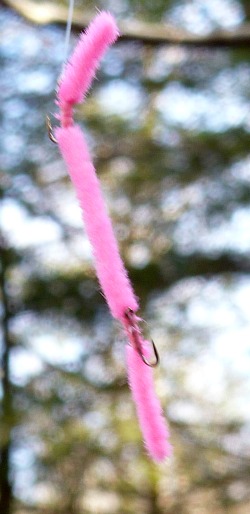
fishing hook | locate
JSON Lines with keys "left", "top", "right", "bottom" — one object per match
{"left": 124, "top": 308, "right": 159, "bottom": 367}
{"left": 46, "top": 115, "right": 58, "bottom": 144}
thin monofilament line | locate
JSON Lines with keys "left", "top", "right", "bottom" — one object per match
{"left": 63, "top": 0, "right": 75, "bottom": 64}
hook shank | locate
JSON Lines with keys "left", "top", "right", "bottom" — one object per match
{"left": 46, "top": 115, "right": 57, "bottom": 144}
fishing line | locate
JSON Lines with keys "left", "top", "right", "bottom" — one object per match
{"left": 63, "top": 0, "right": 75, "bottom": 65}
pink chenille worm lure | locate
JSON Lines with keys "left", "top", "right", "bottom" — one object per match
{"left": 48, "top": 11, "right": 172, "bottom": 462}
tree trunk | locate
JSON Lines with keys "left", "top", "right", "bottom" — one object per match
{"left": 0, "top": 240, "right": 13, "bottom": 514}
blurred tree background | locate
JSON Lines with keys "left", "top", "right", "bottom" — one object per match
{"left": 1, "top": 0, "right": 250, "bottom": 513}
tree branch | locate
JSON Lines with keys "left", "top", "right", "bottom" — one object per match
{"left": 130, "top": 250, "right": 250, "bottom": 298}
{"left": 2, "top": 0, "right": 250, "bottom": 47}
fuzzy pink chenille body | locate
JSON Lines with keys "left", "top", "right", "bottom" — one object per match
{"left": 54, "top": 11, "right": 172, "bottom": 461}
{"left": 126, "top": 344, "right": 171, "bottom": 461}
{"left": 56, "top": 124, "right": 139, "bottom": 320}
